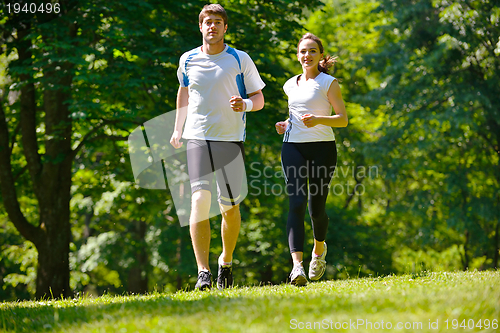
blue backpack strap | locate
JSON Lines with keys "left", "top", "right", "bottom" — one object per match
{"left": 226, "top": 46, "right": 247, "bottom": 99}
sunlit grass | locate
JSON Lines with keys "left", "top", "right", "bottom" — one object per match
{"left": 1, "top": 270, "right": 499, "bottom": 332}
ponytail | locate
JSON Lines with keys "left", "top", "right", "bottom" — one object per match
{"left": 318, "top": 55, "right": 338, "bottom": 74}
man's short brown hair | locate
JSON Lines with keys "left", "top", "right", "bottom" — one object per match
{"left": 199, "top": 4, "right": 228, "bottom": 26}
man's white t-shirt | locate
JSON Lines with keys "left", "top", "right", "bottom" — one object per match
{"left": 283, "top": 72, "right": 337, "bottom": 143}
{"left": 177, "top": 45, "right": 266, "bottom": 142}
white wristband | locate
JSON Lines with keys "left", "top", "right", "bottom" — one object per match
{"left": 243, "top": 98, "right": 253, "bottom": 112}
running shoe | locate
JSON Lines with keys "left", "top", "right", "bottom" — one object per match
{"left": 195, "top": 270, "right": 212, "bottom": 291}
{"left": 217, "top": 263, "right": 233, "bottom": 289}
{"left": 309, "top": 242, "right": 327, "bottom": 281}
{"left": 289, "top": 264, "right": 308, "bottom": 286}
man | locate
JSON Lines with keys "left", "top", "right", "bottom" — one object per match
{"left": 170, "top": 4, "right": 265, "bottom": 290}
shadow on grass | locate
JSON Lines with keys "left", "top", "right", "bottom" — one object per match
{"left": 1, "top": 287, "right": 317, "bottom": 332}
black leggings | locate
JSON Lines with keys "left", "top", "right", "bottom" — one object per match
{"left": 281, "top": 141, "right": 337, "bottom": 253}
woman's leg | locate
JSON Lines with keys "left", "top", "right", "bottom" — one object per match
{"left": 297, "top": 141, "right": 337, "bottom": 281}
{"left": 282, "top": 143, "right": 309, "bottom": 258}
{"left": 306, "top": 141, "right": 337, "bottom": 253}
{"left": 282, "top": 143, "right": 309, "bottom": 285}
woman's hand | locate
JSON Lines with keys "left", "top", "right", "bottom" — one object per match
{"left": 301, "top": 113, "right": 320, "bottom": 128}
{"left": 275, "top": 120, "right": 288, "bottom": 134}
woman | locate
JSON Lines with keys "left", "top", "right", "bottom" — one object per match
{"left": 276, "top": 33, "right": 348, "bottom": 285}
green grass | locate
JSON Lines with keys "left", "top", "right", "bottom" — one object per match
{"left": 1, "top": 271, "right": 499, "bottom": 332}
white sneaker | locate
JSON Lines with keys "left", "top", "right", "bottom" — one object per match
{"left": 309, "top": 243, "right": 327, "bottom": 281}
{"left": 290, "top": 264, "right": 308, "bottom": 286}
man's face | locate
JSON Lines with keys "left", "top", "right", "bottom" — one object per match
{"left": 199, "top": 14, "right": 227, "bottom": 45}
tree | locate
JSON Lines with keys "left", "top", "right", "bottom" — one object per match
{"left": 0, "top": 0, "right": 203, "bottom": 298}
{"left": 361, "top": 0, "right": 500, "bottom": 269}
{"left": 0, "top": 0, "right": 324, "bottom": 299}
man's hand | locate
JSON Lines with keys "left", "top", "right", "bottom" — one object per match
{"left": 170, "top": 130, "right": 183, "bottom": 149}
{"left": 229, "top": 95, "right": 245, "bottom": 112}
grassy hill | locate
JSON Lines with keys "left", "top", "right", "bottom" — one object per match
{"left": 1, "top": 270, "right": 499, "bottom": 332}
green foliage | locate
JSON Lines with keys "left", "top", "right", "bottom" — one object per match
{"left": 304, "top": 0, "right": 500, "bottom": 275}
{"left": 1, "top": 0, "right": 327, "bottom": 299}
{"left": 1, "top": 0, "right": 499, "bottom": 301}
{"left": 0, "top": 219, "right": 35, "bottom": 300}
{"left": 359, "top": 0, "right": 500, "bottom": 269}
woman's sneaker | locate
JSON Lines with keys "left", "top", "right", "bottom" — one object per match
{"left": 308, "top": 243, "right": 327, "bottom": 281}
{"left": 195, "top": 270, "right": 212, "bottom": 291}
{"left": 290, "top": 264, "right": 308, "bottom": 286}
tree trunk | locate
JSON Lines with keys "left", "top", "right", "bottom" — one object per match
{"left": 128, "top": 220, "right": 149, "bottom": 294}
{"left": 6, "top": 20, "right": 76, "bottom": 299}
{"left": 35, "top": 218, "right": 71, "bottom": 299}
{"left": 462, "top": 229, "right": 470, "bottom": 271}
{"left": 494, "top": 219, "right": 499, "bottom": 269}
{"left": 259, "top": 261, "right": 274, "bottom": 284}
{"left": 176, "top": 230, "right": 183, "bottom": 290}
{"left": 34, "top": 16, "right": 76, "bottom": 296}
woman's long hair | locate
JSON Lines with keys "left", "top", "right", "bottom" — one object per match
{"left": 297, "top": 33, "right": 338, "bottom": 74}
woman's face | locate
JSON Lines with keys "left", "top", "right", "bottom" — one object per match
{"left": 297, "top": 39, "right": 322, "bottom": 70}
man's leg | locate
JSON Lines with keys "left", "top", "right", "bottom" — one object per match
{"left": 216, "top": 203, "right": 240, "bottom": 289}
{"left": 219, "top": 203, "right": 241, "bottom": 263}
{"left": 211, "top": 141, "right": 244, "bottom": 288}
{"left": 190, "top": 189, "right": 212, "bottom": 272}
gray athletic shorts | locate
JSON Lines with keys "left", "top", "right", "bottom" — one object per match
{"left": 186, "top": 140, "right": 245, "bottom": 206}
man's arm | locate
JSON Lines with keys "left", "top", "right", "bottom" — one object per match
{"left": 246, "top": 90, "right": 264, "bottom": 111}
{"left": 170, "top": 86, "right": 189, "bottom": 148}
